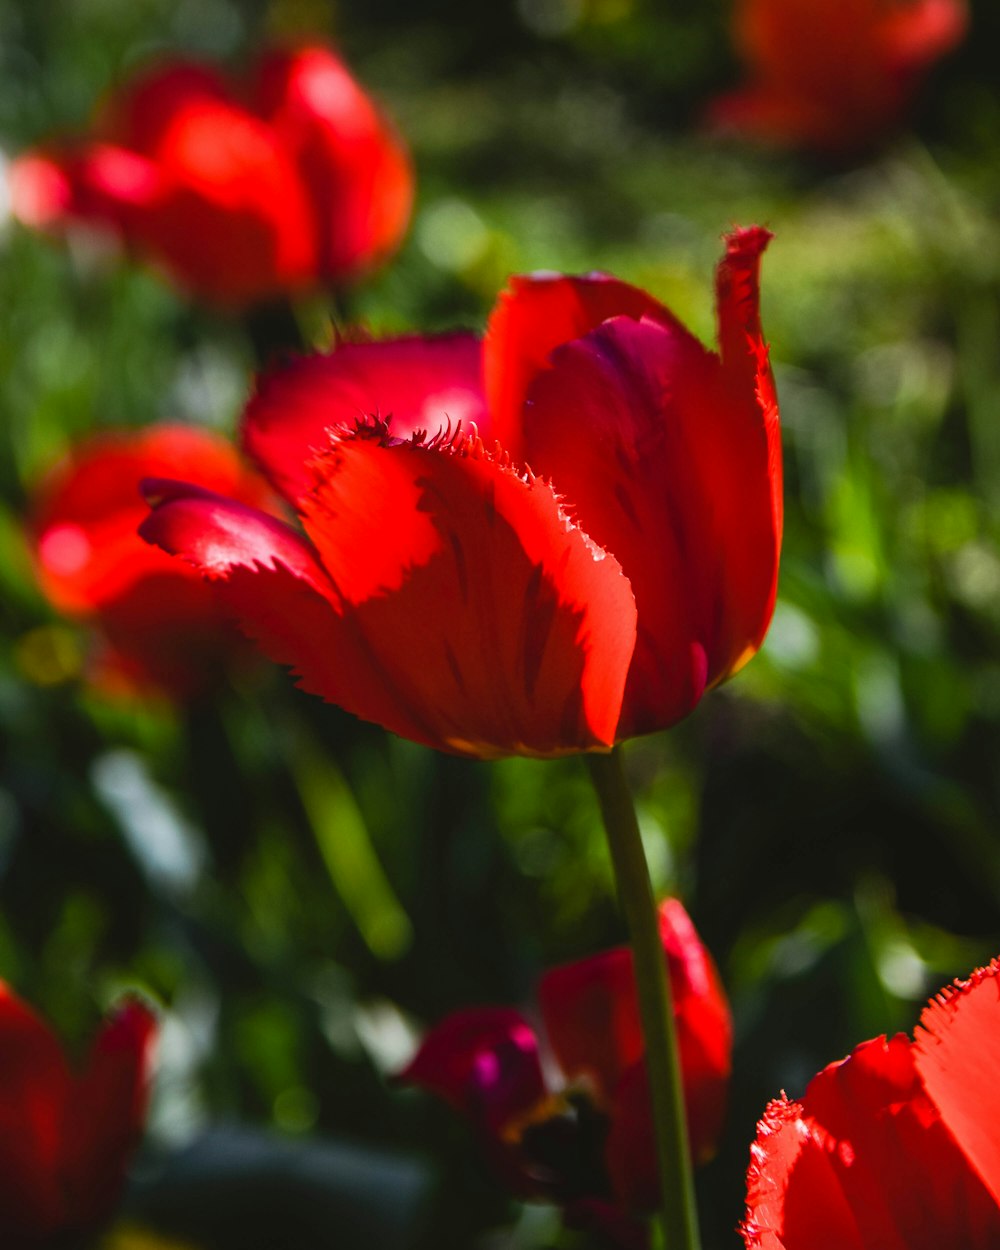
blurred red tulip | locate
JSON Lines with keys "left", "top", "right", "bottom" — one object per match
{"left": 742, "top": 959, "right": 1000, "bottom": 1249}
{"left": 400, "top": 899, "right": 731, "bottom": 1239}
{"left": 141, "top": 227, "right": 781, "bottom": 756}
{"left": 708, "top": 0, "right": 967, "bottom": 154}
{"left": 10, "top": 45, "right": 413, "bottom": 307}
{"left": 31, "top": 424, "right": 275, "bottom": 699}
{"left": 0, "top": 984, "right": 155, "bottom": 1248}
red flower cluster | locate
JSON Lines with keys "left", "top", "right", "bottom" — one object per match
{"left": 400, "top": 899, "right": 731, "bottom": 1240}
{"left": 742, "top": 959, "right": 1000, "bottom": 1249}
{"left": 709, "top": 0, "right": 967, "bottom": 154}
{"left": 140, "top": 227, "right": 781, "bottom": 757}
{"left": 0, "top": 984, "right": 155, "bottom": 1248}
{"left": 31, "top": 424, "right": 274, "bottom": 698}
{"left": 11, "top": 45, "right": 413, "bottom": 307}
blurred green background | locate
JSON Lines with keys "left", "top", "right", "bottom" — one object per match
{"left": 0, "top": 0, "right": 999, "bottom": 1246}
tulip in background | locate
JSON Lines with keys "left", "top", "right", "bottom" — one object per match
{"left": 140, "top": 226, "right": 781, "bottom": 757}
{"left": 708, "top": 0, "right": 968, "bottom": 154}
{"left": 401, "top": 899, "right": 731, "bottom": 1246}
{"left": 31, "top": 424, "right": 274, "bottom": 699}
{"left": 0, "top": 982, "right": 155, "bottom": 1249}
{"left": 10, "top": 44, "right": 413, "bottom": 307}
{"left": 742, "top": 958, "right": 1000, "bottom": 1249}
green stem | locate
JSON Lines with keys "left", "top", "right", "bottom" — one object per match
{"left": 586, "top": 746, "right": 701, "bottom": 1250}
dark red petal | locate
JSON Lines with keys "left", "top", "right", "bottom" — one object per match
{"left": 104, "top": 60, "right": 232, "bottom": 153}
{"left": 484, "top": 272, "right": 682, "bottom": 462}
{"left": 0, "top": 984, "right": 73, "bottom": 1239}
{"left": 292, "top": 424, "right": 636, "bottom": 757}
{"left": 913, "top": 959, "right": 1000, "bottom": 1205}
{"left": 64, "top": 999, "right": 156, "bottom": 1230}
{"left": 399, "top": 1007, "right": 546, "bottom": 1137}
{"left": 522, "top": 229, "right": 779, "bottom": 739}
{"left": 881, "top": 0, "right": 967, "bottom": 73}
{"left": 251, "top": 45, "right": 413, "bottom": 279}
{"left": 538, "top": 899, "right": 731, "bottom": 1143}
{"left": 242, "top": 334, "right": 486, "bottom": 503}
{"left": 742, "top": 1035, "right": 1000, "bottom": 1250}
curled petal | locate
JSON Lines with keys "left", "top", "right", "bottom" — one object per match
{"left": 913, "top": 960, "right": 1000, "bottom": 1205}
{"left": 522, "top": 228, "right": 779, "bottom": 738}
{"left": 243, "top": 333, "right": 487, "bottom": 502}
{"left": 292, "top": 424, "right": 636, "bottom": 758}
{"left": 485, "top": 272, "right": 681, "bottom": 462}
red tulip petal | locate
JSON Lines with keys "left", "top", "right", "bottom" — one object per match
{"left": 742, "top": 1035, "right": 1000, "bottom": 1250}
{"left": 242, "top": 334, "right": 487, "bottom": 502}
{"left": 64, "top": 999, "right": 156, "bottom": 1229}
{"left": 105, "top": 61, "right": 231, "bottom": 153}
{"left": 10, "top": 144, "right": 163, "bottom": 236}
{"left": 291, "top": 422, "right": 636, "bottom": 757}
{"left": 399, "top": 1007, "right": 546, "bottom": 1137}
{"left": 252, "top": 45, "right": 413, "bottom": 278}
{"left": 539, "top": 899, "right": 731, "bottom": 1146}
{"left": 33, "top": 424, "right": 271, "bottom": 615}
{"left": 881, "top": 0, "right": 967, "bottom": 73}
{"left": 522, "top": 228, "right": 779, "bottom": 738}
{"left": 137, "top": 100, "right": 317, "bottom": 304}
{"left": 484, "top": 272, "right": 682, "bottom": 462}
{"left": 0, "top": 984, "right": 73, "bottom": 1239}
{"left": 913, "top": 960, "right": 1000, "bottom": 1205}
{"left": 139, "top": 481, "right": 442, "bottom": 746}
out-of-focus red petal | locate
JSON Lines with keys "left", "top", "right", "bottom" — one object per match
{"left": 252, "top": 45, "right": 413, "bottom": 279}
{"left": 33, "top": 424, "right": 271, "bottom": 617}
{"left": 104, "top": 61, "right": 231, "bottom": 153}
{"left": 521, "top": 228, "right": 778, "bottom": 738}
{"left": 63, "top": 999, "right": 156, "bottom": 1230}
{"left": 538, "top": 944, "right": 637, "bottom": 1106}
{"left": 137, "top": 100, "right": 316, "bottom": 304}
{"left": 399, "top": 1007, "right": 546, "bottom": 1137}
{"left": 710, "top": 0, "right": 966, "bottom": 153}
{"left": 484, "top": 272, "right": 681, "bottom": 461}
{"left": 538, "top": 899, "right": 731, "bottom": 1146}
{"left": 10, "top": 145, "right": 163, "bottom": 237}
{"left": 913, "top": 960, "right": 1000, "bottom": 1205}
{"left": 0, "top": 984, "right": 73, "bottom": 1240}
{"left": 242, "top": 334, "right": 486, "bottom": 503}
{"left": 742, "top": 1035, "right": 1000, "bottom": 1250}
{"left": 289, "top": 422, "right": 636, "bottom": 757}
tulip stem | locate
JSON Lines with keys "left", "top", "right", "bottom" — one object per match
{"left": 586, "top": 746, "right": 701, "bottom": 1250}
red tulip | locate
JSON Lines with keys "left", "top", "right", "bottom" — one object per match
{"left": 708, "top": 0, "right": 967, "bottom": 154}
{"left": 400, "top": 899, "right": 731, "bottom": 1238}
{"left": 0, "top": 984, "right": 155, "bottom": 1248}
{"left": 10, "top": 45, "right": 413, "bottom": 307}
{"left": 31, "top": 424, "right": 275, "bottom": 698}
{"left": 742, "top": 959, "right": 1000, "bottom": 1249}
{"left": 141, "top": 227, "right": 781, "bottom": 757}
